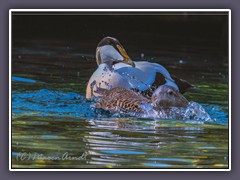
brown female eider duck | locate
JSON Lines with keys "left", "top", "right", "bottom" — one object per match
{"left": 95, "top": 85, "right": 189, "bottom": 113}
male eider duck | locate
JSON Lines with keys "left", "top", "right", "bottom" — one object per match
{"left": 86, "top": 36, "right": 194, "bottom": 99}
{"left": 95, "top": 85, "right": 189, "bottom": 113}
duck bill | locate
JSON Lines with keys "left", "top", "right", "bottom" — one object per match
{"left": 123, "top": 58, "right": 135, "bottom": 67}
{"left": 179, "top": 95, "right": 189, "bottom": 108}
{"left": 116, "top": 45, "right": 135, "bottom": 67}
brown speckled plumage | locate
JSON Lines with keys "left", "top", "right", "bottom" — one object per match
{"left": 95, "top": 87, "right": 151, "bottom": 112}
{"left": 95, "top": 85, "right": 189, "bottom": 113}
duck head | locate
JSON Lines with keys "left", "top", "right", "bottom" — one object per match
{"left": 96, "top": 36, "right": 135, "bottom": 67}
{"left": 151, "top": 85, "right": 189, "bottom": 109}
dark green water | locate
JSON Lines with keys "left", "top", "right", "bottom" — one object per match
{"left": 11, "top": 39, "right": 229, "bottom": 169}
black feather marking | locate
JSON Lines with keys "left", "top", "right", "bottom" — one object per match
{"left": 131, "top": 72, "right": 166, "bottom": 98}
{"left": 171, "top": 75, "right": 196, "bottom": 94}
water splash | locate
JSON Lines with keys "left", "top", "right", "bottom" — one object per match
{"left": 132, "top": 101, "right": 213, "bottom": 122}
{"left": 183, "top": 101, "right": 213, "bottom": 122}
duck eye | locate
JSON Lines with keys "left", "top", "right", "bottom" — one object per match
{"left": 168, "top": 90, "right": 173, "bottom": 95}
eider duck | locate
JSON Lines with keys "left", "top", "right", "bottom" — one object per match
{"left": 95, "top": 85, "right": 189, "bottom": 113}
{"left": 86, "top": 36, "right": 194, "bottom": 100}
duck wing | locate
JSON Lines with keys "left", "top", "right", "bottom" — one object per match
{"left": 114, "top": 61, "right": 177, "bottom": 91}
{"left": 96, "top": 88, "right": 151, "bottom": 113}
{"left": 130, "top": 62, "right": 195, "bottom": 94}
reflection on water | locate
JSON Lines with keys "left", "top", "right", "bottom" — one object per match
{"left": 12, "top": 117, "right": 228, "bottom": 169}
{"left": 11, "top": 39, "right": 229, "bottom": 169}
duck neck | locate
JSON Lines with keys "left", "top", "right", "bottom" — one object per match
{"left": 100, "top": 62, "right": 114, "bottom": 71}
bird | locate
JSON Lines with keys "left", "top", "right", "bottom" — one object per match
{"left": 94, "top": 85, "right": 189, "bottom": 114}
{"left": 86, "top": 36, "right": 194, "bottom": 100}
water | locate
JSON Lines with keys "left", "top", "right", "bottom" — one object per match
{"left": 11, "top": 39, "right": 229, "bottom": 169}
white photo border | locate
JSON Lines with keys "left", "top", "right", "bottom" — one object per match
{"left": 9, "top": 9, "right": 231, "bottom": 171}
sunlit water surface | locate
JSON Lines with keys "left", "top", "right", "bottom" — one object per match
{"left": 11, "top": 40, "right": 229, "bottom": 169}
